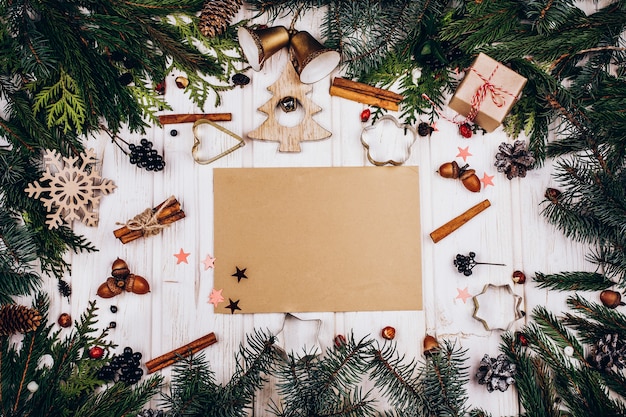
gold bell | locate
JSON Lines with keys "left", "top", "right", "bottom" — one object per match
{"left": 289, "top": 31, "right": 341, "bottom": 84}
{"left": 237, "top": 26, "right": 291, "bottom": 71}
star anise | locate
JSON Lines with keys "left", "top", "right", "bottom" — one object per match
{"left": 494, "top": 140, "right": 536, "bottom": 179}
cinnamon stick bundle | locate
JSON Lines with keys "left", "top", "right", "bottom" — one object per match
{"left": 329, "top": 78, "right": 404, "bottom": 111}
{"left": 146, "top": 332, "right": 217, "bottom": 374}
{"left": 113, "top": 196, "right": 185, "bottom": 244}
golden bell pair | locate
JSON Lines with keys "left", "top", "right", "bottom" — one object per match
{"left": 237, "top": 25, "right": 340, "bottom": 84}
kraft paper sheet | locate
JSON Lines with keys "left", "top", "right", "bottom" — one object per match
{"left": 213, "top": 166, "right": 422, "bottom": 314}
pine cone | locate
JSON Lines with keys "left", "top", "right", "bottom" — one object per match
{"left": 199, "top": 0, "right": 243, "bottom": 38}
{"left": 476, "top": 354, "right": 517, "bottom": 392}
{"left": 494, "top": 140, "right": 536, "bottom": 180}
{"left": 0, "top": 304, "right": 42, "bottom": 336}
{"left": 588, "top": 333, "right": 626, "bottom": 372}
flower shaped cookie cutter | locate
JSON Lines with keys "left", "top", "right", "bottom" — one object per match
{"left": 360, "top": 115, "right": 417, "bottom": 166}
{"left": 472, "top": 283, "right": 524, "bottom": 331}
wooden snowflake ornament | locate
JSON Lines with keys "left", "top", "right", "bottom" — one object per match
{"left": 25, "top": 149, "right": 116, "bottom": 229}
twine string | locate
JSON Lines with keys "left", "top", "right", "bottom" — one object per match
{"left": 123, "top": 196, "right": 176, "bottom": 236}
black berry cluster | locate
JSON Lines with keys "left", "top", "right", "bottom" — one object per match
{"left": 128, "top": 139, "right": 165, "bottom": 171}
{"left": 454, "top": 252, "right": 477, "bottom": 276}
{"left": 97, "top": 346, "right": 144, "bottom": 385}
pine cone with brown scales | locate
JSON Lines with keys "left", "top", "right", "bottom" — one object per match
{"left": 199, "top": 0, "right": 243, "bottom": 38}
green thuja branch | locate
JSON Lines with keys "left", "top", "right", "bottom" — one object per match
{"left": 33, "top": 70, "right": 86, "bottom": 134}
{"left": 0, "top": 295, "right": 162, "bottom": 417}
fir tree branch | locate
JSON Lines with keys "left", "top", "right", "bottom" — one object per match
{"left": 534, "top": 272, "right": 616, "bottom": 292}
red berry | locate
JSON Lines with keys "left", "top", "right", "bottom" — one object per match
{"left": 88, "top": 346, "right": 104, "bottom": 359}
{"left": 381, "top": 326, "right": 396, "bottom": 340}
{"left": 360, "top": 109, "right": 371, "bottom": 123}
{"left": 155, "top": 81, "right": 166, "bottom": 95}
{"left": 334, "top": 334, "right": 347, "bottom": 348}
{"left": 515, "top": 331, "right": 529, "bottom": 347}
{"left": 459, "top": 123, "right": 473, "bottom": 138}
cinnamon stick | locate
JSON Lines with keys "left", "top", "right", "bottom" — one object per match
{"left": 430, "top": 199, "right": 491, "bottom": 243}
{"left": 146, "top": 332, "right": 217, "bottom": 374}
{"left": 332, "top": 77, "right": 404, "bottom": 102}
{"left": 158, "top": 113, "right": 232, "bottom": 125}
{"left": 330, "top": 85, "right": 400, "bottom": 111}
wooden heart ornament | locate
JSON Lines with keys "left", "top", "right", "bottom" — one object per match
{"left": 191, "top": 119, "right": 245, "bottom": 165}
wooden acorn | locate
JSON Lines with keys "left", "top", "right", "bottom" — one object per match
{"left": 111, "top": 258, "right": 130, "bottom": 279}
{"left": 600, "top": 289, "right": 624, "bottom": 309}
{"left": 125, "top": 274, "right": 150, "bottom": 295}
{"left": 437, "top": 161, "right": 481, "bottom": 192}
{"left": 97, "top": 259, "right": 150, "bottom": 298}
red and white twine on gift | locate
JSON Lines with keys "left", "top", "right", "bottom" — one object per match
{"left": 422, "top": 64, "right": 520, "bottom": 127}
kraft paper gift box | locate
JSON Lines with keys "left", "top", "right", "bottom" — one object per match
{"left": 448, "top": 53, "right": 527, "bottom": 133}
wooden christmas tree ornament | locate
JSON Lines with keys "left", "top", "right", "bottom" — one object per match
{"left": 247, "top": 63, "right": 331, "bottom": 152}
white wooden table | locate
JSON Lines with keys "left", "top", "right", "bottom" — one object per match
{"left": 41, "top": 6, "right": 595, "bottom": 416}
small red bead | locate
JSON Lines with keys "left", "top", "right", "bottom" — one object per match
{"left": 88, "top": 346, "right": 104, "bottom": 359}
{"left": 515, "top": 331, "right": 529, "bottom": 346}
{"left": 155, "top": 81, "right": 166, "bottom": 95}
{"left": 334, "top": 334, "right": 347, "bottom": 348}
{"left": 381, "top": 326, "right": 396, "bottom": 340}
{"left": 360, "top": 109, "right": 371, "bottom": 123}
{"left": 459, "top": 123, "right": 473, "bottom": 138}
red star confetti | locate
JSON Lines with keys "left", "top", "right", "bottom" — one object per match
{"left": 456, "top": 287, "right": 472, "bottom": 303}
{"left": 202, "top": 254, "right": 216, "bottom": 270}
{"left": 456, "top": 146, "right": 472, "bottom": 162}
{"left": 480, "top": 172, "right": 495, "bottom": 188}
{"left": 174, "top": 248, "right": 190, "bottom": 264}
{"left": 208, "top": 288, "right": 224, "bottom": 307}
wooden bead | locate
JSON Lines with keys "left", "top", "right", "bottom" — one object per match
{"left": 512, "top": 270, "right": 526, "bottom": 284}
{"left": 57, "top": 313, "right": 72, "bottom": 328}
{"left": 381, "top": 326, "right": 396, "bottom": 340}
{"left": 600, "top": 290, "right": 623, "bottom": 309}
{"left": 423, "top": 334, "right": 440, "bottom": 355}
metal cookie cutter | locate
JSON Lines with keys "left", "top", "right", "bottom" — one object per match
{"left": 360, "top": 115, "right": 417, "bottom": 166}
{"left": 273, "top": 313, "right": 323, "bottom": 361}
{"left": 472, "top": 283, "right": 524, "bottom": 331}
{"left": 191, "top": 118, "right": 245, "bottom": 165}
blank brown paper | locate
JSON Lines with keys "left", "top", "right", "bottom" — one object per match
{"left": 213, "top": 166, "right": 422, "bottom": 314}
